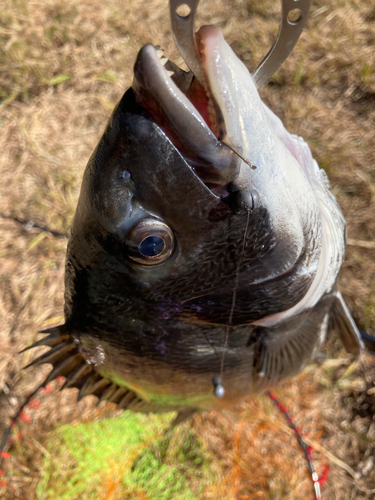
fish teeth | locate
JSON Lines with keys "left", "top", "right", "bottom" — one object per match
{"left": 154, "top": 48, "right": 173, "bottom": 77}
{"left": 156, "top": 49, "right": 169, "bottom": 68}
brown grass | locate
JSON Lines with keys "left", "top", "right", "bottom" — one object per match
{"left": 1, "top": 0, "right": 375, "bottom": 498}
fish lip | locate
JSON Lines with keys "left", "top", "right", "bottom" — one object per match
{"left": 132, "top": 42, "right": 241, "bottom": 186}
{"left": 195, "top": 25, "right": 243, "bottom": 154}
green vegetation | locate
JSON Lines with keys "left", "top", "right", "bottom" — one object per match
{"left": 37, "top": 413, "right": 214, "bottom": 500}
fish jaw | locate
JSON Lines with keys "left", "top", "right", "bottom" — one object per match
{"left": 132, "top": 44, "right": 241, "bottom": 185}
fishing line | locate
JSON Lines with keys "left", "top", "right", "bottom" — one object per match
{"left": 267, "top": 391, "right": 327, "bottom": 500}
{"left": 217, "top": 207, "right": 251, "bottom": 395}
{"left": 0, "top": 212, "right": 68, "bottom": 239}
{"left": 201, "top": 330, "right": 222, "bottom": 364}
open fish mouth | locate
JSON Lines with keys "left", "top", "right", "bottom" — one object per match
{"left": 132, "top": 25, "right": 242, "bottom": 187}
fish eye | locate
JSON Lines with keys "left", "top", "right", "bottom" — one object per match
{"left": 126, "top": 219, "right": 174, "bottom": 265}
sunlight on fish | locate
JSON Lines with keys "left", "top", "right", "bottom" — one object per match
{"left": 20, "top": 0, "right": 364, "bottom": 427}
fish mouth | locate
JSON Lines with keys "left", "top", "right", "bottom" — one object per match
{"left": 132, "top": 26, "right": 241, "bottom": 187}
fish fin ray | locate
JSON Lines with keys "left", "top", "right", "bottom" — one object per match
{"left": 331, "top": 292, "right": 364, "bottom": 356}
{"left": 19, "top": 328, "right": 70, "bottom": 353}
{"left": 107, "top": 386, "right": 129, "bottom": 404}
{"left": 78, "top": 374, "right": 110, "bottom": 400}
{"left": 255, "top": 303, "right": 330, "bottom": 384}
{"left": 44, "top": 353, "right": 83, "bottom": 384}
{"left": 23, "top": 341, "right": 76, "bottom": 369}
{"left": 22, "top": 328, "right": 173, "bottom": 412}
{"left": 117, "top": 391, "right": 138, "bottom": 409}
{"left": 61, "top": 363, "right": 93, "bottom": 390}
{"left": 98, "top": 383, "right": 119, "bottom": 404}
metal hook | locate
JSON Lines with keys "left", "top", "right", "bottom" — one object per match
{"left": 169, "top": 0, "right": 312, "bottom": 89}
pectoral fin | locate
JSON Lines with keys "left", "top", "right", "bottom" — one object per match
{"left": 331, "top": 292, "right": 364, "bottom": 356}
{"left": 359, "top": 330, "right": 375, "bottom": 356}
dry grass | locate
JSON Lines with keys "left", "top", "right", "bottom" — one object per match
{"left": 0, "top": 0, "right": 375, "bottom": 498}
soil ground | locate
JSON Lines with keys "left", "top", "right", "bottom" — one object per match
{"left": 0, "top": 0, "right": 374, "bottom": 499}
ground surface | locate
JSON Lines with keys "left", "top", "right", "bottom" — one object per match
{"left": 0, "top": 0, "right": 374, "bottom": 499}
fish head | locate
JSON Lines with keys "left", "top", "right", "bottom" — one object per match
{"left": 58, "top": 25, "right": 324, "bottom": 410}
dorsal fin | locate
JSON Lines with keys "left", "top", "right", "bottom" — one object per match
{"left": 19, "top": 327, "right": 192, "bottom": 414}
{"left": 20, "top": 326, "right": 145, "bottom": 410}
{"left": 1, "top": 327, "right": 196, "bottom": 462}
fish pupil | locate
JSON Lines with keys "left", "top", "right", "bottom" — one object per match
{"left": 139, "top": 236, "right": 165, "bottom": 257}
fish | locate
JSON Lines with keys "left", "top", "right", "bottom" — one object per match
{"left": 22, "top": 22, "right": 364, "bottom": 422}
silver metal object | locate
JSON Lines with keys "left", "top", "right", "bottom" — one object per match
{"left": 169, "top": 0, "right": 312, "bottom": 89}
{"left": 169, "top": 0, "right": 206, "bottom": 86}
{"left": 252, "top": 0, "right": 312, "bottom": 88}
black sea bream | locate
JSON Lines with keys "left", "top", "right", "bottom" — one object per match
{"left": 25, "top": 23, "right": 363, "bottom": 418}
